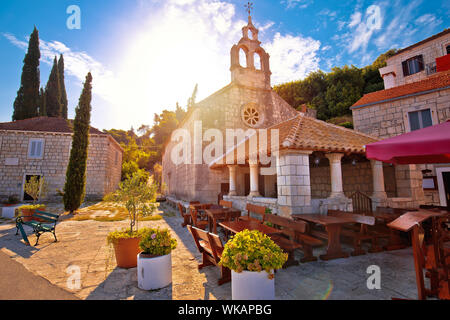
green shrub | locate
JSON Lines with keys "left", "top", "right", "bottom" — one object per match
{"left": 139, "top": 227, "right": 177, "bottom": 256}
{"left": 18, "top": 204, "right": 46, "bottom": 211}
{"left": 106, "top": 228, "right": 147, "bottom": 245}
{"left": 219, "top": 230, "right": 288, "bottom": 278}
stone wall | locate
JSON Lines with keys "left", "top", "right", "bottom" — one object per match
{"left": 310, "top": 161, "right": 373, "bottom": 199}
{"left": 0, "top": 131, "right": 123, "bottom": 201}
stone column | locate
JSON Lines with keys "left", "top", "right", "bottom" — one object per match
{"left": 325, "top": 153, "right": 345, "bottom": 198}
{"left": 276, "top": 150, "right": 313, "bottom": 217}
{"left": 371, "top": 160, "right": 387, "bottom": 199}
{"left": 248, "top": 161, "right": 261, "bottom": 197}
{"left": 228, "top": 165, "right": 237, "bottom": 196}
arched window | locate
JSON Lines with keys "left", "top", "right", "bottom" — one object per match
{"left": 239, "top": 48, "right": 247, "bottom": 68}
{"left": 254, "top": 52, "right": 262, "bottom": 70}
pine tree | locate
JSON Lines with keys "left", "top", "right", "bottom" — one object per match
{"left": 58, "top": 54, "right": 68, "bottom": 119}
{"left": 63, "top": 73, "right": 93, "bottom": 213}
{"left": 38, "top": 88, "right": 46, "bottom": 116}
{"left": 44, "top": 57, "right": 62, "bottom": 117}
{"left": 187, "top": 84, "right": 198, "bottom": 111}
{"left": 12, "top": 26, "right": 40, "bottom": 121}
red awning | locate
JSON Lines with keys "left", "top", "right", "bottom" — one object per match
{"left": 365, "top": 121, "right": 450, "bottom": 164}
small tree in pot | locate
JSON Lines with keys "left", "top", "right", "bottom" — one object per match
{"left": 20, "top": 176, "right": 49, "bottom": 222}
{"left": 106, "top": 171, "right": 158, "bottom": 268}
{"left": 220, "top": 229, "right": 288, "bottom": 300}
{"left": 137, "top": 227, "right": 177, "bottom": 290}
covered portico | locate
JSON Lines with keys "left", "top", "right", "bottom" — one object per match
{"left": 209, "top": 113, "right": 390, "bottom": 218}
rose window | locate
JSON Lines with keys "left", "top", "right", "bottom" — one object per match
{"left": 242, "top": 103, "right": 263, "bottom": 127}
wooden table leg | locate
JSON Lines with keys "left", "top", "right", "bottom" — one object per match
{"left": 213, "top": 218, "right": 218, "bottom": 235}
{"left": 320, "top": 225, "right": 350, "bottom": 261}
{"left": 384, "top": 229, "right": 408, "bottom": 251}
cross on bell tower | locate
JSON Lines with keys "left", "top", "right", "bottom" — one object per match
{"left": 229, "top": 3, "right": 272, "bottom": 89}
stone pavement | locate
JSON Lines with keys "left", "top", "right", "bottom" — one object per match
{"left": 0, "top": 202, "right": 421, "bottom": 300}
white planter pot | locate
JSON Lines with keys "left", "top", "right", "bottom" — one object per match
{"left": 232, "top": 270, "right": 275, "bottom": 300}
{"left": 137, "top": 252, "right": 172, "bottom": 290}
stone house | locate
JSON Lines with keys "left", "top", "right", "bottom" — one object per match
{"left": 162, "top": 16, "right": 398, "bottom": 217}
{"left": 0, "top": 117, "right": 123, "bottom": 201}
{"left": 351, "top": 29, "right": 450, "bottom": 209}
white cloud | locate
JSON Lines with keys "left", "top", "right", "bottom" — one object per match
{"left": 373, "top": 0, "right": 422, "bottom": 51}
{"left": 348, "top": 5, "right": 383, "bottom": 53}
{"left": 348, "top": 12, "right": 362, "bottom": 28}
{"left": 281, "top": 0, "right": 313, "bottom": 10}
{"left": 264, "top": 32, "right": 320, "bottom": 84}
{"left": 415, "top": 13, "right": 442, "bottom": 28}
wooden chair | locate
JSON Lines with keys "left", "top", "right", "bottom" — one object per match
{"left": 219, "top": 200, "right": 233, "bottom": 209}
{"left": 190, "top": 206, "right": 209, "bottom": 230}
{"left": 178, "top": 201, "right": 200, "bottom": 227}
{"left": 239, "top": 203, "right": 266, "bottom": 223}
{"left": 351, "top": 191, "right": 373, "bottom": 215}
{"left": 187, "top": 225, "right": 231, "bottom": 285}
{"left": 265, "top": 214, "right": 322, "bottom": 265}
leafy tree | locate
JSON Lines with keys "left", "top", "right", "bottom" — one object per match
{"left": 105, "top": 171, "right": 157, "bottom": 234}
{"left": 12, "top": 26, "right": 40, "bottom": 121}
{"left": 24, "top": 176, "right": 49, "bottom": 204}
{"left": 58, "top": 54, "right": 68, "bottom": 119}
{"left": 44, "top": 57, "right": 62, "bottom": 118}
{"left": 63, "top": 73, "right": 93, "bottom": 213}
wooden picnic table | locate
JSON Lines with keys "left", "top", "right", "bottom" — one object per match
{"left": 205, "top": 207, "right": 241, "bottom": 234}
{"left": 219, "top": 220, "right": 282, "bottom": 240}
{"left": 292, "top": 214, "right": 356, "bottom": 261}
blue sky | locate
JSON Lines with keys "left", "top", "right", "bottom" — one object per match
{"left": 0, "top": 0, "right": 448, "bottom": 131}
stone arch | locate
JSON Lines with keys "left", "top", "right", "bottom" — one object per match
{"left": 238, "top": 45, "right": 249, "bottom": 68}
{"left": 254, "top": 51, "right": 262, "bottom": 70}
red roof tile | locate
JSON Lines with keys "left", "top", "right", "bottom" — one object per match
{"left": 209, "top": 113, "right": 378, "bottom": 168}
{"left": 352, "top": 70, "right": 450, "bottom": 108}
{"left": 0, "top": 117, "right": 106, "bottom": 135}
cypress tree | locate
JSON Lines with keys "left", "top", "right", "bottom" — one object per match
{"left": 38, "top": 88, "right": 46, "bottom": 116}
{"left": 12, "top": 26, "right": 40, "bottom": 121}
{"left": 44, "top": 57, "right": 62, "bottom": 117}
{"left": 58, "top": 54, "right": 68, "bottom": 119}
{"left": 63, "top": 73, "right": 93, "bottom": 214}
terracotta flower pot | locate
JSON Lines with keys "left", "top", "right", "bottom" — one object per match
{"left": 20, "top": 209, "right": 35, "bottom": 222}
{"left": 113, "top": 237, "right": 142, "bottom": 268}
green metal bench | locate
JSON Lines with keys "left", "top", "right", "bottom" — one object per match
{"left": 15, "top": 210, "right": 60, "bottom": 246}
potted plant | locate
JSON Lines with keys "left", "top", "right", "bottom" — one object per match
{"left": 17, "top": 204, "right": 47, "bottom": 222}
{"left": 3, "top": 195, "right": 20, "bottom": 207}
{"left": 19, "top": 176, "right": 49, "bottom": 222}
{"left": 137, "top": 227, "right": 177, "bottom": 290}
{"left": 220, "top": 229, "right": 288, "bottom": 300}
{"left": 106, "top": 171, "right": 158, "bottom": 268}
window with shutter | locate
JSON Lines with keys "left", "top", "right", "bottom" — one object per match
{"left": 28, "top": 138, "right": 44, "bottom": 159}
{"left": 402, "top": 55, "right": 424, "bottom": 76}
{"left": 408, "top": 109, "right": 433, "bottom": 131}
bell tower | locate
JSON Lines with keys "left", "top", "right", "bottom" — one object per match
{"left": 230, "top": 8, "right": 272, "bottom": 90}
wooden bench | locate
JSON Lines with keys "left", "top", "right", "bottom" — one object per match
{"left": 327, "top": 210, "right": 380, "bottom": 256}
{"left": 265, "top": 214, "right": 322, "bottom": 265}
{"left": 238, "top": 203, "right": 266, "bottom": 223}
{"left": 15, "top": 210, "right": 59, "bottom": 246}
{"left": 187, "top": 225, "right": 231, "bottom": 285}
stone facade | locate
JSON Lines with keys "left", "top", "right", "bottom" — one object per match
{"left": 0, "top": 130, "right": 123, "bottom": 201}
{"left": 380, "top": 30, "right": 450, "bottom": 88}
